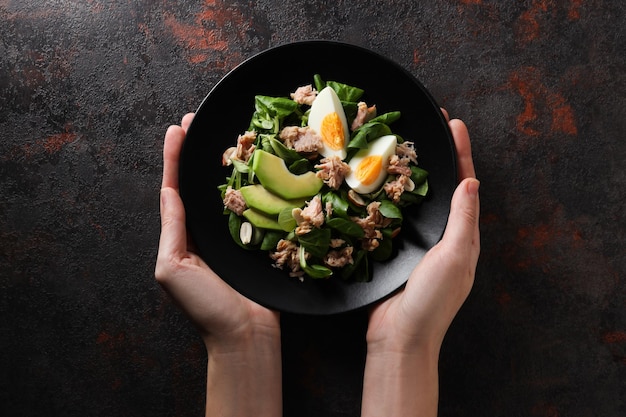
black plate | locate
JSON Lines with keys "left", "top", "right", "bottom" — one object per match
{"left": 180, "top": 40, "right": 456, "bottom": 315}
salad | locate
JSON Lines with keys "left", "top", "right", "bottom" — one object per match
{"left": 219, "top": 74, "right": 429, "bottom": 281}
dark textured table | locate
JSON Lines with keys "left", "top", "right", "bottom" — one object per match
{"left": 1, "top": 1, "right": 624, "bottom": 416}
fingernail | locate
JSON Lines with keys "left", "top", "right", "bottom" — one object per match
{"left": 467, "top": 179, "right": 480, "bottom": 197}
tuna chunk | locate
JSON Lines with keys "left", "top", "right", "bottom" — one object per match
{"left": 223, "top": 186, "right": 246, "bottom": 216}
{"left": 222, "top": 131, "right": 257, "bottom": 165}
{"left": 290, "top": 84, "right": 318, "bottom": 105}
{"left": 351, "top": 101, "right": 377, "bottom": 130}
{"left": 315, "top": 156, "right": 351, "bottom": 190}
{"left": 279, "top": 126, "right": 323, "bottom": 155}
{"left": 270, "top": 239, "right": 305, "bottom": 278}
{"left": 292, "top": 195, "right": 325, "bottom": 235}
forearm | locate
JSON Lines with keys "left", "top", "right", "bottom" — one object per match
{"left": 361, "top": 342, "right": 440, "bottom": 417}
{"left": 205, "top": 331, "right": 282, "bottom": 417}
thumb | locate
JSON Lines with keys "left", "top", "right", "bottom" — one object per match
{"left": 441, "top": 178, "right": 480, "bottom": 262}
{"left": 155, "top": 187, "right": 188, "bottom": 280}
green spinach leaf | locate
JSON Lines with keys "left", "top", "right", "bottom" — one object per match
{"left": 297, "top": 228, "right": 331, "bottom": 259}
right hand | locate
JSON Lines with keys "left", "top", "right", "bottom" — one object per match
{"left": 366, "top": 112, "right": 480, "bottom": 354}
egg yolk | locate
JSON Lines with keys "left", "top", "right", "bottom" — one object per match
{"left": 320, "top": 112, "right": 345, "bottom": 150}
{"left": 355, "top": 155, "right": 383, "bottom": 186}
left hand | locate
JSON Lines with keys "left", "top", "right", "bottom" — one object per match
{"left": 155, "top": 112, "right": 280, "bottom": 350}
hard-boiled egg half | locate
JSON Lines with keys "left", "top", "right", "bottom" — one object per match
{"left": 345, "top": 134, "right": 397, "bottom": 194}
{"left": 308, "top": 86, "right": 350, "bottom": 160}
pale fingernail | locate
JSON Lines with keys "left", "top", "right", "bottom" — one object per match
{"left": 467, "top": 179, "right": 480, "bottom": 197}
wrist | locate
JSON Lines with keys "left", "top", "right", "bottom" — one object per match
{"left": 362, "top": 337, "right": 441, "bottom": 417}
{"left": 366, "top": 336, "right": 441, "bottom": 367}
{"left": 203, "top": 322, "right": 281, "bottom": 356}
{"left": 203, "top": 324, "right": 282, "bottom": 417}
{"left": 366, "top": 324, "right": 443, "bottom": 359}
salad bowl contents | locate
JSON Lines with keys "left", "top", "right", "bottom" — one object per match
{"left": 219, "top": 75, "right": 430, "bottom": 282}
{"left": 179, "top": 41, "right": 456, "bottom": 314}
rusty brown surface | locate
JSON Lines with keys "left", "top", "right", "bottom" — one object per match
{"left": 1, "top": 1, "right": 624, "bottom": 416}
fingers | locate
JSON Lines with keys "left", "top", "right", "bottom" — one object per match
{"left": 440, "top": 108, "right": 475, "bottom": 180}
{"left": 162, "top": 113, "right": 195, "bottom": 190}
{"left": 181, "top": 112, "right": 195, "bottom": 133}
{"left": 440, "top": 107, "right": 449, "bottom": 122}
{"left": 155, "top": 186, "right": 261, "bottom": 336}
{"left": 441, "top": 177, "right": 481, "bottom": 266}
{"left": 155, "top": 187, "right": 189, "bottom": 281}
{"left": 162, "top": 124, "right": 186, "bottom": 190}
{"left": 448, "top": 118, "right": 476, "bottom": 181}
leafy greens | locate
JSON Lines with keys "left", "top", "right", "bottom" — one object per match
{"left": 219, "top": 75, "right": 429, "bottom": 282}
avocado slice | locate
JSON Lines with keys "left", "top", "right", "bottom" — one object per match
{"left": 240, "top": 184, "right": 306, "bottom": 216}
{"left": 252, "top": 150, "right": 323, "bottom": 200}
{"left": 242, "top": 208, "right": 283, "bottom": 231}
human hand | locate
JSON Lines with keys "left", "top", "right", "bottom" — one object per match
{"left": 366, "top": 110, "right": 479, "bottom": 353}
{"left": 155, "top": 112, "right": 280, "bottom": 347}
{"left": 361, "top": 111, "right": 480, "bottom": 417}
{"left": 155, "top": 113, "right": 282, "bottom": 417}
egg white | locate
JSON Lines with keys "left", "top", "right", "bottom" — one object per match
{"left": 308, "top": 86, "right": 350, "bottom": 160}
{"left": 345, "top": 134, "right": 397, "bottom": 194}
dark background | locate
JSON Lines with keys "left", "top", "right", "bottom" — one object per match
{"left": 1, "top": 1, "right": 624, "bottom": 416}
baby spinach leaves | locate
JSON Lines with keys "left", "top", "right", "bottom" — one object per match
{"left": 220, "top": 74, "right": 430, "bottom": 282}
